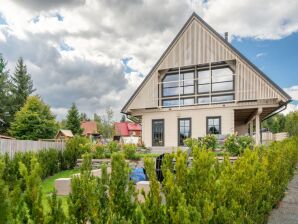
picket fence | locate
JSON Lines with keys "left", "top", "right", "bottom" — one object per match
{"left": 0, "top": 139, "right": 65, "bottom": 157}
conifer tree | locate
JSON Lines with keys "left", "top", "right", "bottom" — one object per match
{"left": 19, "top": 157, "right": 44, "bottom": 223}
{"left": 9, "top": 96, "right": 58, "bottom": 140}
{"left": 66, "top": 103, "right": 83, "bottom": 135}
{"left": 45, "top": 190, "right": 66, "bottom": 224}
{"left": 11, "top": 57, "right": 35, "bottom": 114}
{"left": 108, "top": 153, "right": 136, "bottom": 222}
{"left": 0, "top": 159, "right": 11, "bottom": 223}
{"left": 0, "top": 54, "right": 11, "bottom": 133}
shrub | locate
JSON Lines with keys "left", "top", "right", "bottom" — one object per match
{"left": 37, "top": 149, "right": 60, "bottom": 179}
{"left": 184, "top": 138, "right": 199, "bottom": 149}
{"left": 107, "top": 141, "right": 120, "bottom": 154}
{"left": 224, "top": 134, "right": 254, "bottom": 156}
{"left": 123, "top": 144, "right": 138, "bottom": 160}
{"left": 91, "top": 145, "right": 106, "bottom": 159}
{"left": 62, "top": 136, "right": 90, "bottom": 169}
{"left": 199, "top": 135, "right": 218, "bottom": 150}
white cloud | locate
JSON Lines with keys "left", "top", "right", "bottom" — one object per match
{"left": 202, "top": 0, "right": 298, "bottom": 40}
{"left": 256, "top": 52, "right": 267, "bottom": 58}
{"left": 282, "top": 103, "right": 298, "bottom": 115}
{"left": 0, "top": 0, "right": 298, "bottom": 121}
{"left": 284, "top": 85, "right": 298, "bottom": 101}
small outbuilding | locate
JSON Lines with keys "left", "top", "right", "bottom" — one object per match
{"left": 55, "top": 129, "right": 74, "bottom": 140}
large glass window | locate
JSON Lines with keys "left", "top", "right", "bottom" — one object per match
{"left": 197, "top": 67, "right": 234, "bottom": 93}
{"left": 162, "top": 72, "right": 194, "bottom": 97}
{"left": 161, "top": 65, "right": 234, "bottom": 108}
{"left": 162, "top": 98, "right": 194, "bottom": 107}
{"left": 206, "top": 117, "right": 221, "bottom": 134}
{"left": 212, "top": 94, "right": 234, "bottom": 103}
{"left": 198, "top": 70, "right": 211, "bottom": 93}
{"left": 178, "top": 118, "right": 191, "bottom": 146}
{"left": 152, "top": 119, "right": 164, "bottom": 146}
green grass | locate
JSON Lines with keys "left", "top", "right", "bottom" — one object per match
{"left": 41, "top": 169, "right": 79, "bottom": 216}
{"left": 137, "top": 153, "right": 160, "bottom": 158}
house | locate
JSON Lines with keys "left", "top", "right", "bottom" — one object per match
{"left": 121, "top": 12, "right": 291, "bottom": 148}
{"left": 114, "top": 122, "right": 142, "bottom": 144}
{"left": 80, "top": 121, "right": 100, "bottom": 140}
{"left": 114, "top": 122, "right": 142, "bottom": 137}
{"left": 55, "top": 130, "right": 74, "bottom": 140}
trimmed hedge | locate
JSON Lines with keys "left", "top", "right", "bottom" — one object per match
{"left": 1, "top": 136, "right": 89, "bottom": 188}
{"left": 0, "top": 136, "right": 297, "bottom": 223}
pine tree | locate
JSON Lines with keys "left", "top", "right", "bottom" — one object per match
{"left": 0, "top": 159, "right": 11, "bottom": 223}
{"left": 19, "top": 157, "right": 44, "bottom": 223}
{"left": 66, "top": 103, "right": 82, "bottom": 135}
{"left": 9, "top": 96, "right": 58, "bottom": 140}
{"left": 11, "top": 57, "right": 35, "bottom": 114}
{"left": 120, "top": 114, "right": 126, "bottom": 122}
{"left": 108, "top": 153, "right": 136, "bottom": 221}
{"left": 0, "top": 54, "right": 11, "bottom": 134}
{"left": 45, "top": 190, "right": 66, "bottom": 224}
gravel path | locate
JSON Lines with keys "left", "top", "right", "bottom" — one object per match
{"left": 268, "top": 166, "right": 298, "bottom": 224}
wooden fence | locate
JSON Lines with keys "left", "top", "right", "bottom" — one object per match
{"left": 0, "top": 139, "right": 65, "bottom": 157}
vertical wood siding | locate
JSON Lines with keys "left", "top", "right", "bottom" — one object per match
{"left": 127, "top": 17, "right": 287, "bottom": 110}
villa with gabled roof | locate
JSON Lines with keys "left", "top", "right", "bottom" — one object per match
{"left": 121, "top": 12, "right": 291, "bottom": 148}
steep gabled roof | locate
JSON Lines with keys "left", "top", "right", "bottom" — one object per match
{"left": 121, "top": 12, "right": 291, "bottom": 113}
{"left": 81, "top": 121, "right": 98, "bottom": 135}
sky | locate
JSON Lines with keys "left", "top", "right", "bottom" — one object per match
{"left": 0, "top": 0, "right": 297, "bottom": 120}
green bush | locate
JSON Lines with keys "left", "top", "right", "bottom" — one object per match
{"left": 92, "top": 145, "right": 106, "bottom": 159}
{"left": 224, "top": 134, "right": 254, "bottom": 156}
{"left": 199, "top": 134, "right": 218, "bottom": 150}
{"left": 107, "top": 141, "right": 120, "bottom": 153}
{"left": 1, "top": 137, "right": 298, "bottom": 223}
{"left": 62, "top": 136, "right": 90, "bottom": 169}
{"left": 37, "top": 149, "right": 60, "bottom": 179}
{"left": 123, "top": 144, "right": 139, "bottom": 160}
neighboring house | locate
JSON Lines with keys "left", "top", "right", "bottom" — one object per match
{"left": 80, "top": 121, "right": 100, "bottom": 140}
{"left": 114, "top": 122, "right": 142, "bottom": 137}
{"left": 114, "top": 122, "right": 142, "bottom": 144}
{"left": 121, "top": 12, "right": 291, "bottom": 148}
{"left": 55, "top": 130, "right": 74, "bottom": 140}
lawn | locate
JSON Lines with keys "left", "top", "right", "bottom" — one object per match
{"left": 41, "top": 168, "right": 79, "bottom": 215}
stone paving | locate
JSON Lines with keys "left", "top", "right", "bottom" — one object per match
{"left": 268, "top": 167, "right": 298, "bottom": 224}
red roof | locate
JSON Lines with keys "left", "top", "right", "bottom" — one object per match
{"left": 127, "top": 123, "right": 141, "bottom": 131}
{"left": 114, "top": 122, "right": 141, "bottom": 136}
{"left": 81, "top": 121, "right": 98, "bottom": 135}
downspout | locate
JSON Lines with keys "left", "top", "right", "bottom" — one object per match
{"left": 262, "top": 100, "right": 291, "bottom": 122}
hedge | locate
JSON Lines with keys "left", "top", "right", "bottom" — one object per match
{"left": 0, "top": 136, "right": 297, "bottom": 223}
{"left": 1, "top": 136, "right": 89, "bottom": 189}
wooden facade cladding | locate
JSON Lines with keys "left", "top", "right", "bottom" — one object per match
{"left": 123, "top": 14, "right": 290, "bottom": 113}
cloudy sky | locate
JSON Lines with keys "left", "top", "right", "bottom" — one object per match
{"left": 0, "top": 0, "right": 298, "bottom": 120}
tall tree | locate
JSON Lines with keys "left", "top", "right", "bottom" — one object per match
{"left": 262, "top": 113, "right": 286, "bottom": 133}
{"left": 120, "top": 114, "right": 126, "bottom": 122}
{"left": 94, "top": 107, "right": 115, "bottom": 139}
{"left": 0, "top": 54, "right": 11, "bottom": 134}
{"left": 285, "top": 111, "right": 298, "bottom": 136}
{"left": 9, "top": 96, "right": 58, "bottom": 140}
{"left": 11, "top": 57, "right": 35, "bottom": 114}
{"left": 66, "top": 103, "right": 82, "bottom": 135}
{"left": 80, "top": 112, "right": 89, "bottom": 121}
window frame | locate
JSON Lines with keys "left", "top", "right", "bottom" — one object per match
{"left": 206, "top": 116, "right": 221, "bottom": 135}
{"left": 152, "top": 119, "right": 165, "bottom": 147}
{"left": 162, "top": 97, "right": 195, "bottom": 107}
{"left": 178, "top": 118, "right": 192, "bottom": 146}
{"left": 161, "top": 72, "right": 195, "bottom": 97}
{"left": 197, "top": 66, "right": 234, "bottom": 94}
